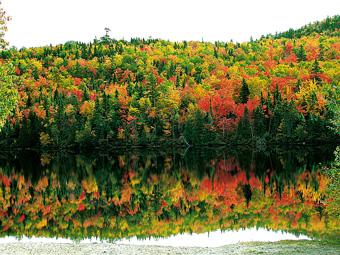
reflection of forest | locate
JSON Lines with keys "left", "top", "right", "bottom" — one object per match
{"left": 0, "top": 146, "right": 338, "bottom": 241}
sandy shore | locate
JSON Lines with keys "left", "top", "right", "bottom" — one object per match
{"left": 0, "top": 241, "right": 339, "bottom": 255}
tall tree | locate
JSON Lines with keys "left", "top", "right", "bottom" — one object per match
{"left": 239, "top": 78, "right": 250, "bottom": 104}
{"left": 312, "top": 59, "right": 322, "bottom": 85}
{"left": 0, "top": 1, "right": 10, "bottom": 49}
{"left": 296, "top": 45, "right": 307, "bottom": 62}
{"left": 0, "top": 3, "right": 17, "bottom": 130}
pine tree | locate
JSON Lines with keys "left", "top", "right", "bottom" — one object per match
{"left": 239, "top": 79, "right": 250, "bottom": 104}
{"left": 253, "top": 108, "right": 267, "bottom": 137}
{"left": 92, "top": 97, "right": 104, "bottom": 141}
{"left": 236, "top": 108, "right": 252, "bottom": 143}
{"left": 147, "top": 73, "right": 158, "bottom": 106}
{"left": 51, "top": 90, "right": 68, "bottom": 146}
{"left": 296, "top": 45, "right": 306, "bottom": 62}
{"left": 214, "top": 47, "right": 218, "bottom": 58}
{"left": 312, "top": 59, "right": 322, "bottom": 85}
{"left": 243, "top": 184, "right": 252, "bottom": 207}
{"left": 111, "top": 90, "right": 121, "bottom": 140}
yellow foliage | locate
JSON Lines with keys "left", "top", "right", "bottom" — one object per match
{"left": 79, "top": 101, "right": 94, "bottom": 116}
{"left": 35, "top": 218, "right": 47, "bottom": 229}
{"left": 66, "top": 180, "right": 76, "bottom": 191}
{"left": 247, "top": 77, "right": 268, "bottom": 97}
{"left": 113, "top": 54, "right": 123, "bottom": 66}
{"left": 81, "top": 177, "right": 98, "bottom": 194}
{"left": 64, "top": 104, "right": 74, "bottom": 115}
{"left": 35, "top": 176, "right": 49, "bottom": 192}
{"left": 296, "top": 80, "right": 327, "bottom": 115}
{"left": 17, "top": 175, "right": 25, "bottom": 191}
{"left": 117, "top": 128, "right": 125, "bottom": 140}
{"left": 119, "top": 219, "right": 128, "bottom": 231}
{"left": 40, "top": 132, "right": 52, "bottom": 146}
{"left": 40, "top": 153, "right": 51, "bottom": 166}
{"left": 109, "top": 217, "right": 116, "bottom": 228}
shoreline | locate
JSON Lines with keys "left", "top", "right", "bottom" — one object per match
{"left": 0, "top": 240, "right": 339, "bottom": 255}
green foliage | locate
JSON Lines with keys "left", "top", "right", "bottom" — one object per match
{"left": 0, "top": 4, "right": 16, "bottom": 130}
{"left": 295, "top": 45, "right": 307, "bottom": 62}
{"left": 236, "top": 108, "right": 252, "bottom": 143}
{"left": 239, "top": 78, "right": 250, "bottom": 104}
{"left": 0, "top": 64, "right": 18, "bottom": 130}
{"left": 0, "top": 2, "right": 10, "bottom": 49}
{"left": 184, "top": 109, "right": 215, "bottom": 145}
{"left": 312, "top": 60, "right": 322, "bottom": 85}
{"left": 267, "top": 15, "right": 340, "bottom": 39}
{"left": 323, "top": 147, "right": 340, "bottom": 219}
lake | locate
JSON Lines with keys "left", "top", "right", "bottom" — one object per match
{"left": 0, "top": 146, "right": 338, "bottom": 246}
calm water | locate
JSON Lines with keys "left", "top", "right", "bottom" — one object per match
{"left": 0, "top": 146, "right": 338, "bottom": 244}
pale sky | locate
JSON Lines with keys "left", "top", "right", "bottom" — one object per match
{"left": 2, "top": 0, "right": 340, "bottom": 48}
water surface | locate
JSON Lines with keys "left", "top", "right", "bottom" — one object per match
{"left": 0, "top": 146, "right": 338, "bottom": 244}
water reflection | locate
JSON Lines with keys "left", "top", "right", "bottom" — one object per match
{"left": 0, "top": 146, "right": 338, "bottom": 242}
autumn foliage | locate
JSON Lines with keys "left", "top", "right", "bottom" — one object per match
{"left": 0, "top": 16, "right": 338, "bottom": 148}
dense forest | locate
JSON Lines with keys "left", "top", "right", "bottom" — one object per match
{"left": 0, "top": 16, "right": 339, "bottom": 149}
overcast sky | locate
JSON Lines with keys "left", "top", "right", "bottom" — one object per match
{"left": 2, "top": 0, "right": 339, "bottom": 48}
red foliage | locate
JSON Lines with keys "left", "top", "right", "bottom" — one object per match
{"left": 89, "top": 67, "right": 97, "bottom": 76}
{"left": 197, "top": 96, "right": 211, "bottom": 113}
{"left": 37, "top": 77, "right": 49, "bottom": 87}
{"left": 72, "top": 89, "right": 83, "bottom": 101}
{"left": 157, "top": 76, "right": 164, "bottom": 84}
{"left": 306, "top": 44, "right": 319, "bottom": 61}
{"left": 15, "top": 67, "right": 21, "bottom": 75}
{"left": 265, "top": 176, "right": 270, "bottom": 184}
{"left": 93, "top": 191, "right": 100, "bottom": 199}
{"left": 74, "top": 77, "right": 82, "bottom": 86}
{"left": 270, "top": 77, "right": 297, "bottom": 100}
{"left": 169, "top": 76, "right": 177, "bottom": 84}
{"left": 41, "top": 205, "right": 51, "bottom": 216}
{"left": 2, "top": 175, "right": 11, "bottom": 187}
{"left": 18, "top": 214, "right": 26, "bottom": 223}
{"left": 311, "top": 73, "right": 332, "bottom": 83}
{"left": 79, "top": 191, "right": 86, "bottom": 201}
{"left": 301, "top": 73, "right": 332, "bottom": 83}
{"left": 22, "top": 109, "right": 30, "bottom": 119}
{"left": 78, "top": 203, "right": 86, "bottom": 211}
{"left": 282, "top": 53, "right": 297, "bottom": 64}
{"left": 2, "top": 225, "right": 10, "bottom": 231}
{"left": 89, "top": 92, "right": 97, "bottom": 101}
{"left": 198, "top": 90, "right": 259, "bottom": 132}
{"left": 264, "top": 60, "right": 277, "bottom": 70}
{"left": 200, "top": 178, "right": 213, "bottom": 191}
{"left": 285, "top": 42, "right": 293, "bottom": 54}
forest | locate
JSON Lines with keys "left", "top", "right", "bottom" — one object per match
{"left": 0, "top": 16, "right": 339, "bottom": 149}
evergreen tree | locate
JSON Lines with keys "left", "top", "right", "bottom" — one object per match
{"left": 50, "top": 90, "right": 70, "bottom": 147}
{"left": 312, "top": 59, "right": 322, "bottom": 85}
{"left": 147, "top": 73, "right": 158, "bottom": 107}
{"left": 239, "top": 79, "right": 250, "bottom": 104}
{"left": 183, "top": 110, "right": 214, "bottom": 145}
{"left": 253, "top": 107, "right": 267, "bottom": 137}
{"left": 236, "top": 108, "right": 252, "bottom": 143}
{"left": 243, "top": 184, "right": 252, "bottom": 207}
{"left": 92, "top": 97, "right": 105, "bottom": 141}
{"left": 296, "top": 45, "right": 307, "bottom": 62}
